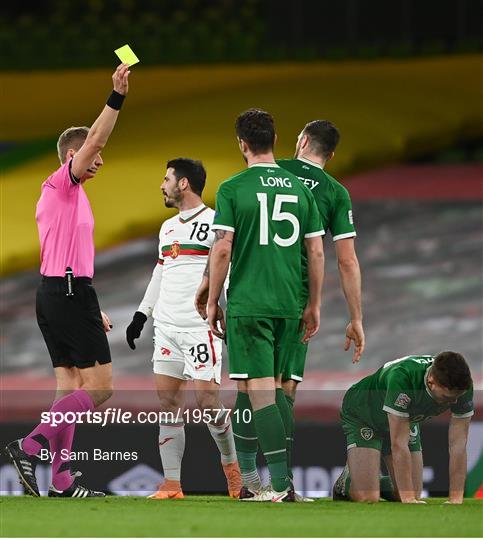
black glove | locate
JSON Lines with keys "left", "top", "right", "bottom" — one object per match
{"left": 126, "top": 311, "right": 147, "bottom": 350}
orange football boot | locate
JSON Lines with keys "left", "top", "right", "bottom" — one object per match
{"left": 148, "top": 479, "right": 184, "bottom": 499}
{"left": 223, "top": 461, "right": 242, "bottom": 498}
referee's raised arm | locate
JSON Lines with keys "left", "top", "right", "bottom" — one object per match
{"left": 71, "top": 63, "right": 130, "bottom": 180}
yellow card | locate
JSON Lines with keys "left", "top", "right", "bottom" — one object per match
{"left": 114, "top": 44, "right": 140, "bottom": 66}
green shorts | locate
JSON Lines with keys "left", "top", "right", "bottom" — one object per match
{"left": 226, "top": 316, "right": 300, "bottom": 380}
{"left": 341, "top": 410, "right": 422, "bottom": 455}
{"left": 281, "top": 328, "right": 308, "bottom": 382}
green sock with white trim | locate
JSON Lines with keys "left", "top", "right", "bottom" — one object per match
{"left": 274, "top": 389, "right": 293, "bottom": 479}
{"left": 232, "top": 391, "right": 260, "bottom": 489}
{"left": 283, "top": 392, "right": 295, "bottom": 480}
{"left": 253, "top": 404, "right": 290, "bottom": 492}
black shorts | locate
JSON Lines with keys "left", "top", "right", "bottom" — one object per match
{"left": 36, "top": 276, "right": 111, "bottom": 369}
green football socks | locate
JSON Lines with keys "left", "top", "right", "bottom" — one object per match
{"left": 275, "top": 388, "right": 294, "bottom": 480}
{"left": 232, "top": 391, "right": 261, "bottom": 489}
{"left": 253, "top": 404, "right": 290, "bottom": 492}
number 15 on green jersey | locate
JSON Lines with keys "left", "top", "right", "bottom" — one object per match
{"left": 213, "top": 163, "right": 324, "bottom": 319}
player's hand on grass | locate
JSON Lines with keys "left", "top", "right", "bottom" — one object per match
{"left": 113, "top": 63, "right": 130, "bottom": 96}
{"left": 344, "top": 320, "right": 365, "bottom": 363}
{"left": 301, "top": 304, "right": 320, "bottom": 343}
{"left": 195, "top": 277, "right": 209, "bottom": 320}
{"left": 207, "top": 302, "right": 225, "bottom": 339}
{"left": 101, "top": 311, "right": 113, "bottom": 333}
{"left": 126, "top": 311, "right": 147, "bottom": 350}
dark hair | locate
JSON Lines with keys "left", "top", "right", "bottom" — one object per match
{"left": 57, "top": 126, "right": 89, "bottom": 163}
{"left": 167, "top": 158, "right": 206, "bottom": 196}
{"left": 235, "top": 108, "right": 275, "bottom": 154}
{"left": 432, "top": 351, "right": 472, "bottom": 391}
{"left": 302, "top": 120, "right": 340, "bottom": 160}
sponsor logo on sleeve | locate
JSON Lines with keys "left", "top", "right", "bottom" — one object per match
{"left": 348, "top": 210, "right": 353, "bottom": 225}
{"left": 395, "top": 393, "right": 411, "bottom": 409}
{"left": 360, "top": 427, "right": 374, "bottom": 441}
{"left": 160, "top": 347, "right": 171, "bottom": 356}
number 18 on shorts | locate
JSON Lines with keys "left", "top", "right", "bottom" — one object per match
{"left": 152, "top": 326, "right": 222, "bottom": 383}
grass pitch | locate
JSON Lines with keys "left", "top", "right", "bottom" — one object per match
{"left": 1, "top": 496, "right": 482, "bottom": 537}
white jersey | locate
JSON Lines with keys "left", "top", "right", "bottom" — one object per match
{"left": 138, "top": 204, "right": 215, "bottom": 332}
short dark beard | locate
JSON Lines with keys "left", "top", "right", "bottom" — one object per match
{"left": 163, "top": 186, "right": 183, "bottom": 209}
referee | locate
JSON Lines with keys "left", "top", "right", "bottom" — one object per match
{"left": 5, "top": 63, "right": 131, "bottom": 498}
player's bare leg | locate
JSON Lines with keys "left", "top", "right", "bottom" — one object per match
{"left": 345, "top": 447, "right": 381, "bottom": 502}
{"left": 194, "top": 379, "right": 241, "bottom": 498}
{"left": 54, "top": 366, "right": 82, "bottom": 399}
{"left": 149, "top": 374, "right": 187, "bottom": 500}
{"left": 78, "top": 362, "right": 113, "bottom": 405}
{"left": 282, "top": 379, "right": 297, "bottom": 401}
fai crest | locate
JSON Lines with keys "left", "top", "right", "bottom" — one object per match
{"left": 394, "top": 393, "right": 411, "bottom": 409}
{"left": 360, "top": 427, "right": 374, "bottom": 441}
{"left": 170, "top": 241, "right": 180, "bottom": 259}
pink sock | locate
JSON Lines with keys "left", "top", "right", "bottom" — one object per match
{"left": 23, "top": 389, "right": 95, "bottom": 456}
{"left": 50, "top": 419, "right": 75, "bottom": 491}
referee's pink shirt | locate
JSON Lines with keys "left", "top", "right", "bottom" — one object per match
{"left": 36, "top": 159, "right": 95, "bottom": 278}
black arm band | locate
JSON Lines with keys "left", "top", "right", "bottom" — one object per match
{"left": 106, "top": 90, "right": 125, "bottom": 110}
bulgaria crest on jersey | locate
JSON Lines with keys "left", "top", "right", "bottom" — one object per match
{"left": 170, "top": 241, "right": 180, "bottom": 259}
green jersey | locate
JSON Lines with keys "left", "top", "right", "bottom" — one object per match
{"left": 213, "top": 162, "right": 324, "bottom": 319}
{"left": 276, "top": 157, "right": 355, "bottom": 241}
{"left": 342, "top": 355, "right": 474, "bottom": 434}
{"left": 277, "top": 158, "right": 356, "bottom": 307}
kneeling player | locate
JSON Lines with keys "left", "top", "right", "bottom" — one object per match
{"left": 126, "top": 158, "right": 241, "bottom": 499}
{"left": 333, "top": 352, "right": 473, "bottom": 504}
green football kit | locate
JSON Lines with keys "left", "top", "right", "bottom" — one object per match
{"left": 341, "top": 355, "right": 474, "bottom": 454}
{"left": 276, "top": 157, "right": 356, "bottom": 381}
{"left": 213, "top": 162, "right": 324, "bottom": 379}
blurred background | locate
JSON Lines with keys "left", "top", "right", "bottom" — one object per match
{"left": 1, "top": 0, "right": 482, "bottom": 497}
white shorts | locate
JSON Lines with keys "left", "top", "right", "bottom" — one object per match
{"left": 152, "top": 326, "right": 222, "bottom": 384}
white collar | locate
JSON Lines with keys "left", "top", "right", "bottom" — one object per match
{"left": 248, "top": 162, "right": 279, "bottom": 168}
{"left": 179, "top": 203, "right": 206, "bottom": 220}
{"left": 297, "top": 156, "right": 324, "bottom": 170}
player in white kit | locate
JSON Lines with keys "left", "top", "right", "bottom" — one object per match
{"left": 126, "top": 158, "right": 241, "bottom": 499}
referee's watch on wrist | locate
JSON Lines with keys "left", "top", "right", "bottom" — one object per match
{"left": 126, "top": 311, "right": 147, "bottom": 350}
